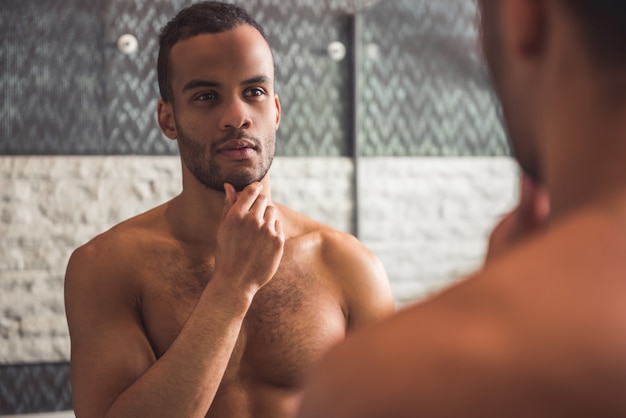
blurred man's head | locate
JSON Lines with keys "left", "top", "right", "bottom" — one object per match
{"left": 557, "top": 1, "right": 626, "bottom": 69}
{"left": 478, "top": 0, "right": 626, "bottom": 183}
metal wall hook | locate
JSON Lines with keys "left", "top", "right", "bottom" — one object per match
{"left": 117, "top": 34, "right": 138, "bottom": 55}
{"left": 327, "top": 41, "right": 346, "bottom": 61}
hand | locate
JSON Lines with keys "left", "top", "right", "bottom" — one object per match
{"left": 484, "top": 174, "right": 550, "bottom": 263}
{"left": 213, "top": 182, "right": 285, "bottom": 297}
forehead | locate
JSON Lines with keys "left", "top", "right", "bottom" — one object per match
{"left": 169, "top": 25, "right": 274, "bottom": 86}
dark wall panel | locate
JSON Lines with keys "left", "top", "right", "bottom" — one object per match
{"left": 0, "top": 362, "right": 72, "bottom": 415}
{"left": 1, "top": 0, "right": 107, "bottom": 154}
{"left": 1, "top": 0, "right": 354, "bottom": 156}
{"left": 360, "top": 0, "right": 509, "bottom": 156}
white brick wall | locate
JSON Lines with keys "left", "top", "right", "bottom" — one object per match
{"left": 0, "top": 155, "right": 518, "bottom": 363}
{"left": 358, "top": 157, "right": 519, "bottom": 305}
{"left": 1, "top": 156, "right": 183, "bottom": 363}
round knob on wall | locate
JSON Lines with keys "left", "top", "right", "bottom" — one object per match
{"left": 117, "top": 34, "right": 138, "bottom": 55}
{"left": 327, "top": 41, "right": 346, "bottom": 61}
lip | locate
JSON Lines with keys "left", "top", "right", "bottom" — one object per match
{"left": 218, "top": 138, "right": 257, "bottom": 151}
{"left": 218, "top": 139, "right": 258, "bottom": 160}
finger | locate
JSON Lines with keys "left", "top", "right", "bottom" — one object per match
{"left": 221, "top": 183, "right": 237, "bottom": 220}
{"left": 275, "top": 218, "right": 284, "bottom": 241}
{"left": 532, "top": 186, "right": 550, "bottom": 222}
{"left": 264, "top": 204, "right": 278, "bottom": 232}
{"left": 249, "top": 193, "right": 269, "bottom": 222}
{"left": 517, "top": 174, "right": 536, "bottom": 222}
{"left": 519, "top": 175, "right": 550, "bottom": 225}
{"left": 235, "top": 182, "right": 264, "bottom": 213}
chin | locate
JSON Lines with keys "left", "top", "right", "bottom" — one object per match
{"left": 230, "top": 181, "right": 253, "bottom": 193}
{"left": 227, "top": 173, "right": 266, "bottom": 192}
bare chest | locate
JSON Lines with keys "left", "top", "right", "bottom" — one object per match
{"left": 139, "top": 254, "right": 346, "bottom": 389}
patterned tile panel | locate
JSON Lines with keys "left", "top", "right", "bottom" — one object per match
{"left": 359, "top": 0, "right": 509, "bottom": 155}
{"left": 0, "top": 362, "right": 72, "bottom": 415}
{"left": 1, "top": 0, "right": 107, "bottom": 154}
{"left": 1, "top": 0, "right": 354, "bottom": 156}
{"left": 2, "top": 0, "right": 507, "bottom": 157}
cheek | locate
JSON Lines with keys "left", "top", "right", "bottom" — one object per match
{"left": 181, "top": 115, "right": 220, "bottom": 139}
{"left": 254, "top": 109, "right": 279, "bottom": 134}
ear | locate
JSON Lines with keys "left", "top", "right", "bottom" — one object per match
{"left": 157, "top": 99, "right": 178, "bottom": 140}
{"left": 503, "top": 0, "right": 547, "bottom": 58}
{"left": 274, "top": 95, "right": 281, "bottom": 130}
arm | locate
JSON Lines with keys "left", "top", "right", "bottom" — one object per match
{"left": 66, "top": 183, "right": 284, "bottom": 418}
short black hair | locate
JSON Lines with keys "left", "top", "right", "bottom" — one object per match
{"left": 559, "top": 0, "right": 626, "bottom": 68}
{"left": 157, "top": 1, "right": 268, "bottom": 102}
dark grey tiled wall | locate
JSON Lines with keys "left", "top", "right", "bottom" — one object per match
{"left": 1, "top": 0, "right": 355, "bottom": 156}
{"left": 1, "top": 0, "right": 507, "bottom": 156}
{"left": 0, "top": 362, "right": 72, "bottom": 414}
{"left": 360, "top": 0, "right": 508, "bottom": 155}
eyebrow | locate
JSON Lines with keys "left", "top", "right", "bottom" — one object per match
{"left": 242, "top": 76, "right": 272, "bottom": 86}
{"left": 182, "top": 80, "right": 220, "bottom": 92}
{"left": 181, "top": 76, "right": 272, "bottom": 93}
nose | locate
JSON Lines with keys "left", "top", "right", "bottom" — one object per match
{"left": 219, "top": 98, "right": 252, "bottom": 130}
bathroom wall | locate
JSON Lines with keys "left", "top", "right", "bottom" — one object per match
{"left": 0, "top": 155, "right": 517, "bottom": 362}
{"left": 0, "top": 155, "right": 518, "bottom": 414}
{"left": 0, "top": 0, "right": 518, "bottom": 414}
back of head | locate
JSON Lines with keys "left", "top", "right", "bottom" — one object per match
{"left": 559, "top": 0, "right": 626, "bottom": 69}
{"left": 157, "top": 1, "right": 267, "bottom": 102}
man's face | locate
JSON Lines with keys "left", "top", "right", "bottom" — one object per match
{"left": 165, "top": 25, "right": 280, "bottom": 192}
{"left": 478, "top": 0, "right": 542, "bottom": 182}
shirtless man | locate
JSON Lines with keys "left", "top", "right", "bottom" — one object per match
{"left": 299, "top": 1, "right": 626, "bottom": 417}
{"left": 64, "top": 2, "right": 394, "bottom": 417}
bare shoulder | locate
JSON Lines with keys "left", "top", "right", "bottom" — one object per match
{"left": 64, "top": 202, "right": 175, "bottom": 315}
{"left": 67, "top": 204, "right": 168, "bottom": 282}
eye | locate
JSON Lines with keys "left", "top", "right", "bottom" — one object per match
{"left": 195, "top": 91, "right": 216, "bottom": 101}
{"left": 244, "top": 88, "right": 266, "bottom": 98}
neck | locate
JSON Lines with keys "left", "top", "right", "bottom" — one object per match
{"left": 541, "top": 67, "right": 626, "bottom": 221}
{"left": 169, "top": 167, "right": 273, "bottom": 245}
{"left": 531, "top": 10, "right": 626, "bottom": 221}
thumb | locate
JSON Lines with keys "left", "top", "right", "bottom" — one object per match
{"left": 518, "top": 175, "right": 536, "bottom": 223}
{"left": 519, "top": 175, "right": 550, "bottom": 225}
{"left": 532, "top": 186, "right": 550, "bottom": 224}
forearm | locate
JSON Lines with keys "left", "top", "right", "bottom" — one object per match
{"left": 103, "top": 282, "right": 253, "bottom": 418}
